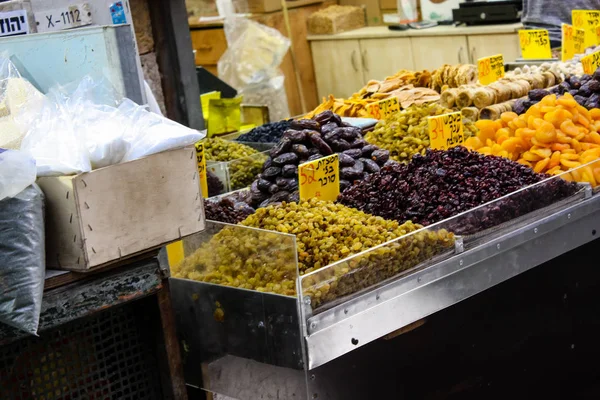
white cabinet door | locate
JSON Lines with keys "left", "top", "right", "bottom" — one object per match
{"left": 467, "top": 33, "right": 521, "bottom": 64}
{"left": 358, "top": 38, "right": 415, "bottom": 83}
{"left": 311, "top": 40, "right": 365, "bottom": 99}
{"left": 410, "top": 36, "right": 469, "bottom": 71}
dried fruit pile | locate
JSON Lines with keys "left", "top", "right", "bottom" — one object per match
{"left": 248, "top": 111, "right": 391, "bottom": 207}
{"left": 513, "top": 69, "right": 600, "bottom": 114}
{"left": 465, "top": 93, "right": 600, "bottom": 186}
{"left": 205, "top": 193, "right": 255, "bottom": 224}
{"left": 207, "top": 171, "right": 225, "bottom": 197}
{"left": 173, "top": 198, "right": 454, "bottom": 307}
{"left": 338, "top": 147, "right": 579, "bottom": 233}
{"left": 306, "top": 69, "right": 436, "bottom": 118}
{"left": 236, "top": 120, "right": 291, "bottom": 143}
{"left": 202, "top": 138, "right": 267, "bottom": 190}
{"left": 364, "top": 103, "right": 478, "bottom": 164}
{"left": 430, "top": 64, "right": 478, "bottom": 92}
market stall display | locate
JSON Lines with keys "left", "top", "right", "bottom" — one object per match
{"left": 205, "top": 192, "right": 256, "bottom": 224}
{"left": 172, "top": 198, "right": 455, "bottom": 307}
{"left": 513, "top": 70, "right": 600, "bottom": 114}
{"left": 235, "top": 120, "right": 292, "bottom": 143}
{"left": 338, "top": 146, "right": 579, "bottom": 232}
{"left": 430, "top": 64, "right": 479, "bottom": 92}
{"left": 364, "top": 103, "right": 478, "bottom": 164}
{"left": 248, "top": 111, "right": 392, "bottom": 207}
{"left": 203, "top": 138, "right": 269, "bottom": 191}
{"left": 465, "top": 93, "right": 600, "bottom": 186}
{"left": 306, "top": 69, "right": 438, "bottom": 118}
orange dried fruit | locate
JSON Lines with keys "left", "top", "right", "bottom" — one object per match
{"left": 533, "top": 158, "right": 550, "bottom": 173}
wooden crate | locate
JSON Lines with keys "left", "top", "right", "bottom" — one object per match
{"left": 37, "top": 147, "right": 204, "bottom": 272}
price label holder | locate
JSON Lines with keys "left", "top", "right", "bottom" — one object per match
{"left": 428, "top": 111, "right": 464, "bottom": 151}
{"left": 519, "top": 29, "right": 552, "bottom": 59}
{"left": 34, "top": 3, "right": 93, "bottom": 33}
{"left": 194, "top": 141, "right": 209, "bottom": 198}
{"left": 366, "top": 97, "right": 400, "bottom": 120}
{"left": 207, "top": 97, "right": 242, "bottom": 137}
{"left": 562, "top": 23, "right": 586, "bottom": 62}
{"left": 298, "top": 154, "right": 340, "bottom": 202}
{"left": 573, "top": 10, "right": 600, "bottom": 48}
{"left": 477, "top": 54, "right": 505, "bottom": 85}
{"left": 582, "top": 50, "right": 600, "bottom": 75}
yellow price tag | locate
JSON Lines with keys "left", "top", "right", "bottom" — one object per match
{"left": 573, "top": 10, "right": 600, "bottom": 48}
{"left": 519, "top": 29, "right": 552, "bottom": 59}
{"left": 366, "top": 97, "right": 400, "bottom": 120}
{"left": 562, "top": 24, "right": 586, "bottom": 62}
{"left": 428, "top": 112, "right": 464, "bottom": 151}
{"left": 477, "top": 54, "right": 505, "bottom": 85}
{"left": 298, "top": 154, "right": 340, "bottom": 202}
{"left": 194, "top": 141, "right": 209, "bottom": 198}
{"left": 581, "top": 50, "right": 600, "bottom": 75}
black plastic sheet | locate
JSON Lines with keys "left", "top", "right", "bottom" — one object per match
{"left": 0, "top": 185, "right": 45, "bottom": 335}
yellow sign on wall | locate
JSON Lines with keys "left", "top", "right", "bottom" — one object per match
{"left": 519, "top": 29, "right": 552, "bottom": 59}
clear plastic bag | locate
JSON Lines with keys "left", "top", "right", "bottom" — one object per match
{"left": 119, "top": 99, "right": 206, "bottom": 163}
{"left": 0, "top": 149, "right": 36, "bottom": 201}
{"left": 0, "top": 184, "right": 45, "bottom": 335}
{"left": 0, "top": 55, "right": 44, "bottom": 150}
{"left": 239, "top": 73, "right": 290, "bottom": 122}
{"left": 19, "top": 99, "right": 92, "bottom": 176}
{"left": 218, "top": 17, "right": 291, "bottom": 119}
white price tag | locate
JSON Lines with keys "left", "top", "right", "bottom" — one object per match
{"left": 34, "top": 3, "right": 92, "bottom": 33}
{"left": 0, "top": 10, "right": 29, "bottom": 37}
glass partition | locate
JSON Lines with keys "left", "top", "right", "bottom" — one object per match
{"left": 168, "top": 221, "right": 305, "bottom": 397}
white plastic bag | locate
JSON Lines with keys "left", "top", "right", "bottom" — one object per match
{"left": 119, "top": 99, "right": 205, "bottom": 163}
{"left": 218, "top": 17, "right": 291, "bottom": 119}
{"left": 19, "top": 99, "right": 92, "bottom": 176}
{"left": 0, "top": 149, "right": 36, "bottom": 201}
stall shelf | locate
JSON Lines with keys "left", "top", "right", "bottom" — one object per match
{"left": 171, "top": 160, "right": 600, "bottom": 399}
{"left": 0, "top": 259, "right": 187, "bottom": 400}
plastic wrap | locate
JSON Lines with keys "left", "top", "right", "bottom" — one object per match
{"left": 0, "top": 55, "right": 44, "bottom": 150}
{"left": 0, "top": 149, "right": 36, "bottom": 201}
{"left": 218, "top": 17, "right": 291, "bottom": 121}
{"left": 119, "top": 99, "right": 205, "bottom": 163}
{"left": 0, "top": 184, "right": 45, "bottom": 335}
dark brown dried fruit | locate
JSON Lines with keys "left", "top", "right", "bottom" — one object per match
{"left": 371, "top": 149, "right": 390, "bottom": 165}
{"left": 339, "top": 146, "right": 578, "bottom": 234}
{"left": 330, "top": 139, "right": 351, "bottom": 152}
{"left": 282, "top": 164, "right": 298, "bottom": 178}
{"left": 273, "top": 152, "right": 299, "bottom": 166}
{"left": 309, "top": 133, "right": 333, "bottom": 155}
{"left": 291, "top": 119, "right": 320, "bottom": 131}
{"left": 257, "top": 178, "right": 272, "bottom": 191}
{"left": 313, "top": 110, "right": 336, "bottom": 125}
{"left": 339, "top": 153, "right": 356, "bottom": 167}
{"left": 342, "top": 148, "right": 362, "bottom": 159}
{"left": 361, "top": 158, "right": 380, "bottom": 173}
{"left": 283, "top": 129, "right": 307, "bottom": 143}
{"left": 263, "top": 166, "right": 281, "bottom": 180}
{"left": 270, "top": 137, "right": 292, "bottom": 157}
{"left": 292, "top": 144, "right": 310, "bottom": 158}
